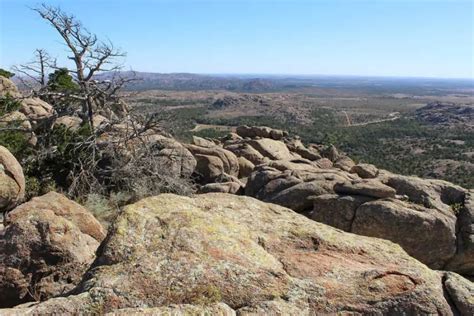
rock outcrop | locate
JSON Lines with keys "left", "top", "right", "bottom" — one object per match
{"left": 0, "top": 192, "right": 104, "bottom": 307}
{"left": 0, "top": 146, "right": 25, "bottom": 212}
{"left": 415, "top": 102, "right": 474, "bottom": 129}
{"left": 0, "top": 76, "right": 20, "bottom": 98}
{"left": 2, "top": 193, "right": 460, "bottom": 314}
{"left": 20, "top": 98, "right": 55, "bottom": 125}
{"left": 185, "top": 144, "right": 239, "bottom": 182}
{"left": 236, "top": 125, "right": 287, "bottom": 140}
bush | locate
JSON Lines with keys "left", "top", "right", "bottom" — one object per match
{"left": 0, "top": 68, "right": 14, "bottom": 78}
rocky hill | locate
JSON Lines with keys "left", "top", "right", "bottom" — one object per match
{"left": 0, "top": 75, "right": 473, "bottom": 314}
{"left": 415, "top": 102, "right": 474, "bottom": 128}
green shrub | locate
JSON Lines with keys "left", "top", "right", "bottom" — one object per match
{"left": 0, "top": 68, "right": 14, "bottom": 78}
{"left": 0, "top": 94, "right": 21, "bottom": 116}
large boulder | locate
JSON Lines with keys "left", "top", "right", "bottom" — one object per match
{"left": 0, "top": 146, "right": 25, "bottom": 212}
{"left": 194, "top": 154, "right": 225, "bottom": 182}
{"left": 265, "top": 180, "right": 334, "bottom": 212}
{"left": 148, "top": 135, "right": 197, "bottom": 178}
{"left": 185, "top": 144, "right": 239, "bottom": 179}
{"left": 248, "top": 138, "right": 295, "bottom": 161}
{"left": 352, "top": 199, "right": 457, "bottom": 270}
{"left": 5, "top": 192, "right": 106, "bottom": 241}
{"left": 20, "top": 98, "right": 55, "bottom": 124}
{"left": 0, "top": 192, "right": 104, "bottom": 307}
{"left": 0, "top": 111, "right": 31, "bottom": 131}
{"left": 382, "top": 174, "right": 466, "bottom": 212}
{"left": 2, "top": 194, "right": 455, "bottom": 314}
{"left": 310, "top": 194, "right": 374, "bottom": 231}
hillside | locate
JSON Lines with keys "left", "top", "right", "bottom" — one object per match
{"left": 127, "top": 82, "right": 474, "bottom": 188}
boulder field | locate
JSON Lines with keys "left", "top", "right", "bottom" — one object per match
{"left": 1, "top": 193, "right": 472, "bottom": 314}
{"left": 184, "top": 126, "right": 474, "bottom": 278}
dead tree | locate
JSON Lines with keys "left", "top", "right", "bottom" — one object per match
{"left": 12, "top": 49, "right": 55, "bottom": 92}
{"left": 33, "top": 3, "right": 127, "bottom": 128}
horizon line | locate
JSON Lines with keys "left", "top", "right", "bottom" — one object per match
{"left": 120, "top": 70, "right": 474, "bottom": 81}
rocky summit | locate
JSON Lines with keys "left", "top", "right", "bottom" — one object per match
{"left": 0, "top": 76, "right": 473, "bottom": 314}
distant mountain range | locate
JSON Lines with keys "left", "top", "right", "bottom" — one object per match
{"left": 109, "top": 72, "right": 474, "bottom": 94}
{"left": 14, "top": 70, "right": 474, "bottom": 94}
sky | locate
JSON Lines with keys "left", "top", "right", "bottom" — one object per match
{"left": 0, "top": 0, "right": 473, "bottom": 79}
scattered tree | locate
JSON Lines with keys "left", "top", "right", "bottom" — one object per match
{"left": 12, "top": 49, "right": 55, "bottom": 90}
{"left": 47, "top": 68, "right": 79, "bottom": 92}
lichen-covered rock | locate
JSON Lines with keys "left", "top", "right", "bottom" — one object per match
{"left": 5, "top": 192, "right": 106, "bottom": 241}
{"left": 1, "top": 194, "right": 454, "bottom": 314}
{"left": 105, "top": 303, "right": 236, "bottom": 316}
{"left": 0, "top": 146, "right": 25, "bottom": 212}
{"left": 0, "top": 192, "right": 104, "bottom": 307}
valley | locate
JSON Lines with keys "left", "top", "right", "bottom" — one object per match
{"left": 126, "top": 78, "right": 474, "bottom": 188}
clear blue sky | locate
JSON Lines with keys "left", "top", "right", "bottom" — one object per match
{"left": 1, "top": 0, "right": 473, "bottom": 78}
